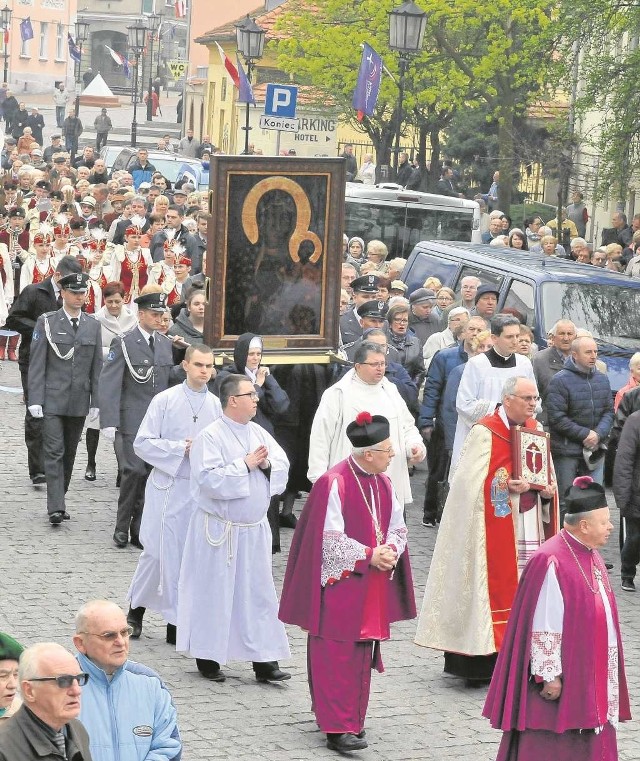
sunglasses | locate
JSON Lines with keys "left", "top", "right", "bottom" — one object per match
{"left": 28, "top": 673, "right": 89, "bottom": 688}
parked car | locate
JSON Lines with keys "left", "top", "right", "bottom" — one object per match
{"left": 402, "top": 240, "right": 640, "bottom": 391}
{"left": 101, "top": 147, "right": 207, "bottom": 190}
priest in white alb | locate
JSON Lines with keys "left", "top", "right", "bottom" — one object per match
{"left": 308, "top": 341, "right": 425, "bottom": 506}
{"left": 452, "top": 314, "right": 536, "bottom": 470}
{"left": 126, "top": 344, "right": 222, "bottom": 643}
{"left": 176, "top": 372, "right": 292, "bottom": 683}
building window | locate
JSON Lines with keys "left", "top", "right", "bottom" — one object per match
{"left": 221, "top": 77, "right": 227, "bottom": 101}
{"left": 20, "top": 33, "right": 30, "bottom": 58}
{"left": 141, "top": 0, "right": 155, "bottom": 12}
{"left": 39, "top": 22, "right": 48, "bottom": 60}
{"left": 196, "top": 65, "right": 207, "bottom": 78}
{"left": 55, "top": 23, "right": 64, "bottom": 60}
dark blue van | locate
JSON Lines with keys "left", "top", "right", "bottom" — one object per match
{"left": 402, "top": 241, "right": 640, "bottom": 391}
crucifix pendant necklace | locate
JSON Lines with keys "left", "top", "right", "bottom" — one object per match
{"left": 183, "top": 387, "right": 208, "bottom": 423}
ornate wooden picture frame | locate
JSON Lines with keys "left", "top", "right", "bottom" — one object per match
{"left": 511, "top": 425, "right": 552, "bottom": 490}
{"left": 204, "top": 156, "right": 345, "bottom": 359}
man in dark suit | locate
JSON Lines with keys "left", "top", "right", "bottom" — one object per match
{"left": 28, "top": 273, "right": 103, "bottom": 525}
{"left": 111, "top": 195, "right": 150, "bottom": 245}
{"left": 5, "top": 256, "right": 82, "bottom": 485}
{"left": 99, "top": 292, "right": 177, "bottom": 549}
{"left": 436, "top": 167, "right": 460, "bottom": 197}
{"left": 149, "top": 206, "right": 202, "bottom": 273}
{"left": 339, "top": 274, "right": 380, "bottom": 350}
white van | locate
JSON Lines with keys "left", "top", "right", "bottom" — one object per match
{"left": 344, "top": 182, "right": 482, "bottom": 257}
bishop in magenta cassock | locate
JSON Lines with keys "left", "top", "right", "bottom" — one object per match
{"left": 483, "top": 477, "right": 631, "bottom": 760}
{"left": 279, "top": 412, "right": 416, "bottom": 754}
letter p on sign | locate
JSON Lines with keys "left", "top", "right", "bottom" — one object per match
{"left": 264, "top": 83, "right": 298, "bottom": 118}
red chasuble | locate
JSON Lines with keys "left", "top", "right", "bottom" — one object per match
{"left": 477, "top": 410, "right": 557, "bottom": 651}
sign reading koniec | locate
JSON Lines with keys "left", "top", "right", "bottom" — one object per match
{"left": 259, "top": 115, "right": 300, "bottom": 133}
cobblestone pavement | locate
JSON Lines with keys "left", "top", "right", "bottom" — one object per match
{"left": 0, "top": 359, "right": 638, "bottom": 760}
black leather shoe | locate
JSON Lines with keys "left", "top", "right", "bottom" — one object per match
{"left": 326, "top": 733, "right": 368, "bottom": 752}
{"left": 31, "top": 473, "right": 46, "bottom": 485}
{"left": 196, "top": 658, "right": 226, "bottom": 682}
{"left": 130, "top": 535, "right": 143, "bottom": 550}
{"left": 113, "top": 531, "right": 128, "bottom": 548}
{"left": 49, "top": 511, "right": 64, "bottom": 525}
{"left": 127, "top": 606, "right": 144, "bottom": 638}
{"left": 605, "top": 562, "right": 614, "bottom": 571}
{"left": 254, "top": 667, "right": 291, "bottom": 683}
{"left": 84, "top": 466, "right": 96, "bottom": 481}
{"left": 166, "top": 624, "right": 176, "bottom": 645}
{"left": 279, "top": 512, "right": 297, "bottom": 529}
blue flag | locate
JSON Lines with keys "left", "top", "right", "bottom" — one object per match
{"left": 236, "top": 55, "right": 255, "bottom": 105}
{"left": 68, "top": 33, "right": 81, "bottom": 63}
{"left": 20, "top": 18, "right": 34, "bottom": 42}
{"left": 352, "top": 43, "right": 382, "bottom": 122}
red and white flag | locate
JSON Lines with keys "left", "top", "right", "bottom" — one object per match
{"left": 175, "top": 0, "right": 186, "bottom": 18}
{"left": 215, "top": 41, "right": 239, "bottom": 88}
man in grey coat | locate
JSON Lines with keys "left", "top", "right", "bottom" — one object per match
{"left": 28, "top": 273, "right": 102, "bottom": 525}
{"left": 99, "top": 291, "right": 177, "bottom": 550}
{"left": 532, "top": 319, "right": 576, "bottom": 425}
{"left": 0, "top": 642, "right": 92, "bottom": 761}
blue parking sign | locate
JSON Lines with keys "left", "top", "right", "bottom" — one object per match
{"left": 264, "top": 84, "right": 298, "bottom": 118}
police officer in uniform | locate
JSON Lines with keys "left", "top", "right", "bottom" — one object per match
{"left": 6, "top": 255, "right": 82, "bottom": 485}
{"left": 343, "top": 300, "right": 389, "bottom": 361}
{"left": 27, "top": 272, "right": 102, "bottom": 525}
{"left": 99, "top": 291, "right": 176, "bottom": 549}
{"left": 339, "top": 274, "right": 381, "bottom": 349}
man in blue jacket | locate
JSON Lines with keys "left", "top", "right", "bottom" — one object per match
{"left": 546, "top": 335, "right": 614, "bottom": 519}
{"left": 73, "top": 600, "right": 181, "bottom": 761}
{"left": 418, "top": 316, "right": 486, "bottom": 525}
{"left": 128, "top": 148, "right": 156, "bottom": 190}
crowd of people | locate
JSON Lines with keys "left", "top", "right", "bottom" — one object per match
{"left": 0, "top": 139, "right": 636, "bottom": 759}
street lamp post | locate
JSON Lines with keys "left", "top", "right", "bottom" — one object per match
{"left": 1, "top": 5, "right": 12, "bottom": 85}
{"left": 236, "top": 15, "right": 265, "bottom": 155}
{"left": 128, "top": 21, "right": 148, "bottom": 148}
{"left": 145, "top": 12, "right": 161, "bottom": 122}
{"left": 388, "top": 1, "right": 427, "bottom": 175}
{"left": 74, "top": 19, "right": 90, "bottom": 119}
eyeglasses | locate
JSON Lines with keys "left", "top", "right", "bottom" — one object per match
{"left": 358, "top": 361, "right": 386, "bottom": 369}
{"left": 392, "top": 318, "right": 409, "bottom": 324}
{"left": 510, "top": 394, "right": 540, "bottom": 403}
{"left": 233, "top": 392, "right": 259, "bottom": 401}
{"left": 369, "top": 446, "right": 394, "bottom": 454}
{"left": 79, "top": 626, "right": 134, "bottom": 641}
{"left": 28, "top": 673, "right": 89, "bottom": 688}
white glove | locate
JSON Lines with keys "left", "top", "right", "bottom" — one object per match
{"left": 101, "top": 427, "right": 117, "bottom": 441}
{"left": 28, "top": 405, "right": 43, "bottom": 418}
{"left": 88, "top": 408, "right": 99, "bottom": 422}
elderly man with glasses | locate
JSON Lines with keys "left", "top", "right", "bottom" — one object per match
{"left": 416, "top": 376, "right": 559, "bottom": 686}
{"left": 73, "top": 600, "right": 181, "bottom": 761}
{"left": 0, "top": 642, "right": 92, "bottom": 760}
{"left": 308, "top": 342, "right": 425, "bottom": 508}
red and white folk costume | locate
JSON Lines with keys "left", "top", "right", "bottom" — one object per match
{"left": 110, "top": 225, "right": 153, "bottom": 304}
{"left": 19, "top": 227, "right": 60, "bottom": 292}
{"left": 0, "top": 240, "right": 15, "bottom": 307}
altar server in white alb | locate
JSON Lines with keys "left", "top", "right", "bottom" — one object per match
{"left": 452, "top": 313, "right": 536, "bottom": 470}
{"left": 126, "top": 343, "right": 222, "bottom": 644}
{"left": 177, "top": 373, "right": 292, "bottom": 683}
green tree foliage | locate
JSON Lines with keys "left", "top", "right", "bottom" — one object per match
{"left": 275, "top": 0, "right": 570, "bottom": 212}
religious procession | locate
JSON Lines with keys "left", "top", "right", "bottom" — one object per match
{"left": 1, "top": 0, "right": 640, "bottom": 759}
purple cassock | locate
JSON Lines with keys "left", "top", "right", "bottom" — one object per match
{"left": 483, "top": 530, "right": 631, "bottom": 761}
{"left": 279, "top": 457, "right": 416, "bottom": 735}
